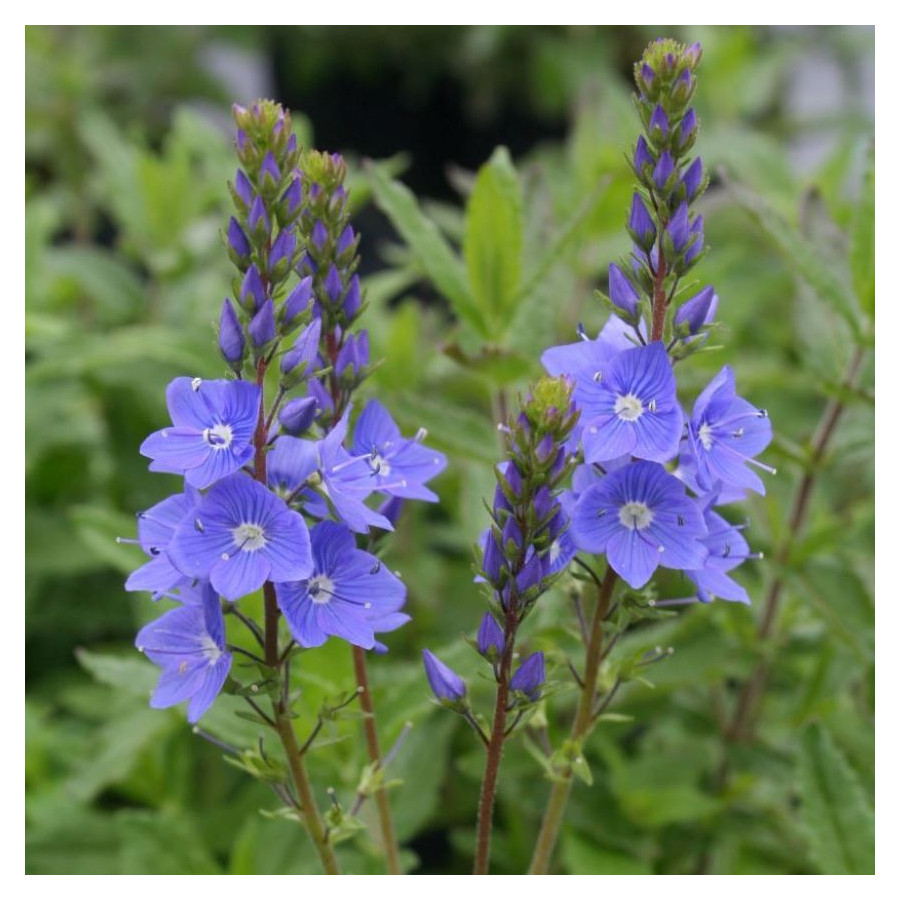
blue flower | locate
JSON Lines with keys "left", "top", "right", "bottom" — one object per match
{"left": 348, "top": 399, "right": 448, "bottom": 502}
{"left": 125, "top": 486, "right": 198, "bottom": 598}
{"left": 578, "top": 342, "right": 682, "bottom": 465}
{"left": 422, "top": 649, "right": 466, "bottom": 703}
{"left": 571, "top": 461, "right": 707, "bottom": 589}
{"left": 275, "top": 521, "right": 407, "bottom": 649}
{"left": 140, "top": 377, "right": 260, "bottom": 489}
{"left": 135, "top": 581, "right": 232, "bottom": 723}
{"left": 684, "top": 505, "right": 756, "bottom": 604}
{"left": 167, "top": 473, "right": 313, "bottom": 601}
{"left": 687, "top": 366, "right": 774, "bottom": 495}
{"left": 510, "top": 651, "right": 545, "bottom": 701}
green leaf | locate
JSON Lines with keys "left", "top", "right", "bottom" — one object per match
{"left": 562, "top": 832, "right": 652, "bottom": 875}
{"left": 849, "top": 140, "right": 874, "bottom": 318}
{"left": 364, "top": 162, "right": 488, "bottom": 337}
{"left": 797, "top": 723, "right": 874, "bottom": 874}
{"left": 464, "top": 147, "right": 523, "bottom": 331}
{"left": 728, "top": 177, "right": 865, "bottom": 338}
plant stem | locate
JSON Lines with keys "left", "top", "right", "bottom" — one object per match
{"left": 528, "top": 568, "right": 617, "bottom": 874}
{"left": 351, "top": 645, "right": 403, "bottom": 874}
{"left": 249, "top": 363, "right": 340, "bottom": 874}
{"left": 725, "top": 344, "right": 867, "bottom": 742}
{"left": 473, "top": 608, "right": 518, "bottom": 874}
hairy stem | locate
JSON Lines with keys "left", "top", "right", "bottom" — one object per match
{"left": 528, "top": 568, "right": 617, "bottom": 874}
{"left": 725, "top": 344, "right": 867, "bottom": 742}
{"left": 473, "top": 608, "right": 518, "bottom": 874}
{"left": 351, "top": 645, "right": 403, "bottom": 874}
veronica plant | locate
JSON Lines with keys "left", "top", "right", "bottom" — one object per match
{"left": 423, "top": 39, "right": 773, "bottom": 875}
{"left": 123, "top": 101, "right": 445, "bottom": 875}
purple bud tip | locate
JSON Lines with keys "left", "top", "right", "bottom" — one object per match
{"left": 270, "top": 229, "right": 296, "bottom": 267}
{"left": 240, "top": 265, "right": 265, "bottom": 313}
{"left": 629, "top": 193, "right": 656, "bottom": 246}
{"left": 343, "top": 275, "right": 361, "bottom": 319}
{"left": 633, "top": 135, "right": 654, "bottom": 173}
{"left": 667, "top": 202, "right": 691, "bottom": 251}
{"left": 278, "top": 396, "right": 318, "bottom": 435}
{"left": 422, "top": 649, "right": 466, "bottom": 702}
{"left": 248, "top": 195, "right": 269, "bottom": 234}
{"left": 641, "top": 63, "right": 655, "bottom": 85}
{"left": 249, "top": 300, "right": 276, "bottom": 348}
{"left": 675, "top": 285, "right": 718, "bottom": 333}
{"left": 608, "top": 263, "right": 640, "bottom": 317}
{"left": 337, "top": 225, "right": 356, "bottom": 256}
{"left": 282, "top": 177, "right": 302, "bottom": 214}
{"left": 234, "top": 169, "right": 254, "bottom": 207}
{"left": 649, "top": 104, "right": 670, "bottom": 138}
{"left": 476, "top": 612, "right": 505, "bottom": 659}
{"left": 280, "top": 316, "right": 322, "bottom": 376}
{"left": 283, "top": 276, "right": 314, "bottom": 324}
{"left": 261, "top": 151, "right": 280, "bottom": 184}
{"left": 681, "top": 157, "right": 704, "bottom": 201}
{"left": 218, "top": 298, "right": 245, "bottom": 364}
{"left": 679, "top": 109, "right": 698, "bottom": 148}
{"left": 227, "top": 217, "right": 251, "bottom": 258}
{"left": 287, "top": 133, "right": 298, "bottom": 155}
{"left": 685, "top": 215, "right": 705, "bottom": 264}
{"left": 652, "top": 150, "right": 675, "bottom": 190}
{"left": 324, "top": 264, "right": 344, "bottom": 305}
{"left": 335, "top": 330, "right": 369, "bottom": 376}
{"left": 510, "top": 651, "right": 545, "bottom": 700}
{"left": 311, "top": 220, "right": 329, "bottom": 251}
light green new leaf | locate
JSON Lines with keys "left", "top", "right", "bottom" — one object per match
{"left": 798, "top": 723, "right": 874, "bottom": 874}
{"left": 729, "top": 178, "right": 865, "bottom": 339}
{"left": 849, "top": 141, "right": 874, "bottom": 319}
{"left": 364, "top": 162, "right": 488, "bottom": 337}
{"left": 464, "top": 147, "right": 523, "bottom": 332}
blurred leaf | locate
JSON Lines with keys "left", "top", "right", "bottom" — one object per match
{"left": 464, "top": 147, "right": 523, "bottom": 331}
{"left": 69, "top": 504, "right": 146, "bottom": 574}
{"left": 364, "top": 162, "right": 488, "bottom": 337}
{"left": 728, "top": 177, "right": 865, "bottom": 339}
{"left": 797, "top": 723, "right": 874, "bottom": 874}
{"left": 76, "top": 648, "right": 159, "bottom": 698}
{"left": 849, "top": 141, "right": 874, "bottom": 318}
{"left": 563, "top": 832, "right": 652, "bottom": 874}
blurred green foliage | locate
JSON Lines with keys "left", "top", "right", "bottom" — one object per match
{"left": 26, "top": 25, "right": 874, "bottom": 874}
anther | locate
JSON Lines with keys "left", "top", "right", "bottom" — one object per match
{"left": 648, "top": 399, "right": 657, "bottom": 413}
{"left": 576, "top": 322, "right": 589, "bottom": 341}
{"left": 593, "top": 371, "right": 603, "bottom": 383}
{"left": 191, "top": 377, "right": 203, "bottom": 391}
{"left": 370, "top": 561, "right": 381, "bottom": 574}
{"left": 415, "top": 427, "right": 428, "bottom": 442}
{"left": 194, "top": 518, "right": 204, "bottom": 532}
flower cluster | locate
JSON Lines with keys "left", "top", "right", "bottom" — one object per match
{"left": 423, "top": 376, "right": 579, "bottom": 709}
{"left": 543, "top": 39, "right": 772, "bottom": 595}
{"left": 127, "top": 101, "right": 446, "bottom": 723}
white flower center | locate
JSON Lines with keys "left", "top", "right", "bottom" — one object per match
{"left": 199, "top": 635, "right": 222, "bottom": 664}
{"left": 231, "top": 522, "right": 267, "bottom": 551}
{"left": 370, "top": 453, "right": 391, "bottom": 477}
{"left": 204, "top": 422, "right": 234, "bottom": 450}
{"left": 308, "top": 574, "right": 336, "bottom": 605}
{"left": 698, "top": 422, "right": 714, "bottom": 450}
{"left": 615, "top": 393, "right": 644, "bottom": 422}
{"left": 618, "top": 501, "right": 654, "bottom": 531}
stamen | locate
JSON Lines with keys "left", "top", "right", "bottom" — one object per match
{"left": 191, "top": 377, "right": 203, "bottom": 391}
{"left": 576, "top": 322, "right": 589, "bottom": 341}
{"left": 593, "top": 370, "right": 603, "bottom": 383}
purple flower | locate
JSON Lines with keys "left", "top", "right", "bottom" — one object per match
{"left": 140, "top": 378, "right": 260, "bottom": 489}
{"left": 633, "top": 136, "right": 654, "bottom": 174}
{"left": 675, "top": 285, "right": 718, "bottom": 335}
{"left": 283, "top": 276, "right": 314, "bottom": 328}
{"left": 260, "top": 151, "right": 280, "bottom": 186}
{"left": 571, "top": 461, "right": 707, "bottom": 589}
{"left": 685, "top": 215, "right": 704, "bottom": 265}
{"left": 240, "top": 265, "right": 266, "bottom": 314}
{"left": 510, "top": 651, "right": 545, "bottom": 701}
{"left": 269, "top": 229, "right": 296, "bottom": 269}
{"left": 343, "top": 275, "right": 362, "bottom": 319}
{"left": 248, "top": 195, "right": 269, "bottom": 234}
{"left": 282, "top": 177, "right": 302, "bottom": 215}
{"left": 278, "top": 396, "right": 318, "bottom": 436}
{"left": 234, "top": 169, "right": 253, "bottom": 207}
{"left": 608, "top": 263, "right": 640, "bottom": 318}
{"left": 281, "top": 317, "right": 321, "bottom": 378}
{"left": 167, "top": 473, "right": 313, "bottom": 601}
{"left": 249, "top": 299, "right": 276, "bottom": 348}
{"left": 476, "top": 612, "right": 505, "bottom": 660}
{"left": 685, "top": 505, "right": 756, "bottom": 604}
{"left": 135, "top": 581, "right": 232, "bottom": 723}
{"left": 347, "top": 399, "right": 448, "bottom": 502}
{"left": 227, "top": 217, "right": 251, "bottom": 259}
{"left": 125, "top": 487, "right": 198, "bottom": 597}
{"left": 649, "top": 104, "right": 669, "bottom": 139}
{"left": 275, "top": 521, "right": 406, "bottom": 649}
{"left": 652, "top": 151, "right": 675, "bottom": 190}
{"left": 218, "top": 298, "right": 245, "bottom": 365}
{"left": 681, "top": 157, "right": 704, "bottom": 202}
{"left": 267, "top": 409, "right": 393, "bottom": 533}
{"left": 422, "top": 649, "right": 466, "bottom": 703}
{"left": 667, "top": 202, "right": 691, "bottom": 253}
{"left": 687, "top": 366, "right": 774, "bottom": 496}
{"left": 628, "top": 193, "right": 656, "bottom": 250}
{"left": 678, "top": 109, "right": 698, "bottom": 151}
{"left": 578, "top": 342, "right": 682, "bottom": 465}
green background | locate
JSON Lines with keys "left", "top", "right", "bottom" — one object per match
{"left": 25, "top": 25, "right": 874, "bottom": 874}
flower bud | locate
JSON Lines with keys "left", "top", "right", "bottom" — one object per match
{"left": 248, "top": 195, "right": 270, "bottom": 236}
{"left": 218, "top": 298, "right": 245, "bottom": 366}
{"left": 234, "top": 169, "right": 253, "bottom": 207}
{"left": 608, "top": 263, "right": 640, "bottom": 318}
{"left": 476, "top": 612, "right": 505, "bottom": 662}
{"left": 422, "top": 650, "right": 466, "bottom": 704}
{"left": 648, "top": 104, "right": 670, "bottom": 142}
{"left": 240, "top": 264, "right": 265, "bottom": 314}
{"left": 633, "top": 135, "right": 654, "bottom": 176}
{"left": 335, "top": 330, "right": 369, "bottom": 377}
{"left": 628, "top": 193, "right": 656, "bottom": 250}
{"left": 681, "top": 157, "right": 704, "bottom": 202}
{"left": 675, "top": 285, "right": 718, "bottom": 334}
{"left": 652, "top": 150, "right": 675, "bottom": 190}
{"left": 283, "top": 276, "right": 313, "bottom": 329}
{"left": 249, "top": 300, "right": 276, "bottom": 348}
{"left": 510, "top": 651, "right": 545, "bottom": 701}
{"left": 278, "top": 396, "right": 318, "bottom": 435}
{"left": 280, "top": 317, "right": 322, "bottom": 377}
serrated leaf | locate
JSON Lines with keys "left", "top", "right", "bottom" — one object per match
{"left": 364, "top": 162, "right": 488, "bottom": 336}
{"left": 849, "top": 140, "right": 874, "bottom": 318}
{"left": 797, "top": 723, "right": 874, "bottom": 874}
{"left": 464, "top": 147, "right": 523, "bottom": 332}
{"left": 728, "top": 177, "right": 865, "bottom": 338}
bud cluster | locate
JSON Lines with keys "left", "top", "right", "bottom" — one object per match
{"left": 219, "top": 101, "right": 307, "bottom": 372}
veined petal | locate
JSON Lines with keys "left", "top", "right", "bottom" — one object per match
{"left": 211, "top": 549, "right": 270, "bottom": 601}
